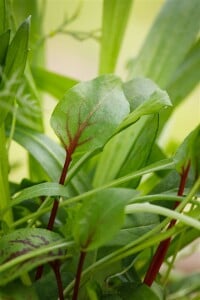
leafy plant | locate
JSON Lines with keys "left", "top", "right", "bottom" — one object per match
{"left": 0, "top": 0, "right": 200, "bottom": 299}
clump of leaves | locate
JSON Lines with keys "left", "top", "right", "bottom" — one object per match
{"left": 0, "top": 0, "right": 200, "bottom": 300}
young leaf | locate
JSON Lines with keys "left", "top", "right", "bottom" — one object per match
{"left": 174, "top": 124, "right": 200, "bottom": 173}
{"left": 0, "top": 228, "right": 64, "bottom": 285}
{"left": 31, "top": 66, "right": 78, "bottom": 100}
{"left": 0, "top": 30, "right": 10, "bottom": 67}
{"left": 51, "top": 74, "right": 130, "bottom": 156}
{"left": 99, "top": 0, "right": 133, "bottom": 74}
{"left": 0, "top": 17, "right": 30, "bottom": 125}
{"left": 128, "top": 0, "right": 200, "bottom": 88}
{"left": 72, "top": 188, "right": 135, "bottom": 251}
{"left": 118, "top": 78, "right": 171, "bottom": 131}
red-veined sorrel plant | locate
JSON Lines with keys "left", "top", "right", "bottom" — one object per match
{"left": 0, "top": 0, "right": 200, "bottom": 299}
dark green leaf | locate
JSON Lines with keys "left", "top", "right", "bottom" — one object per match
{"left": 0, "top": 30, "right": 10, "bottom": 67}
{"left": 32, "top": 66, "right": 78, "bottom": 99}
{"left": 51, "top": 75, "right": 130, "bottom": 156}
{"left": 128, "top": 0, "right": 200, "bottom": 88}
{"left": 106, "top": 212, "right": 159, "bottom": 247}
{"left": 0, "top": 228, "right": 64, "bottom": 285}
{"left": 0, "top": 282, "right": 39, "bottom": 300}
{"left": 73, "top": 188, "right": 134, "bottom": 251}
{"left": 99, "top": 0, "right": 133, "bottom": 74}
{"left": 118, "top": 283, "right": 160, "bottom": 300}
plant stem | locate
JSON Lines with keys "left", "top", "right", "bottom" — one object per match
{"left": 72, "top": 251, "right": 87, "bottom": 300}
{"left": 0, "top": 125, "right": 13, "bottom": 225}
{"left": 143, "top": 161, "right": 191, "bottom": 286}
{"left": 50, "top": 260, "right": 64, "bottom": 300}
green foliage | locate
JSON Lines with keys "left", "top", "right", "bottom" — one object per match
{"left": 0, "top": 1, "right": 199, "bottom": 300}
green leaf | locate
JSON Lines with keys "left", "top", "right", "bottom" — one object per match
{"left": 0, "top": 17, "right": 30, "bottom": 125}
{"left": 0, "top": 0, "right": 8, "bottom": 33}
{"left": 129, "top": 0, "right": 200, "bottom": 87}
{"left": 174, "top": 124, "right": 200, "bottom": 173}
{"left": 31, "top": 66, "right": 78, "bottom": 99}
{"left": 99, "top": 0, "right": 133, "bottom": 74}
{"left": 72, "top": 188, "right": 134, "bottom": 251}
{"left": 118, "top": 283, "right": 160, "bottom": 300}
{"left": 13, "top": 126, "right": 65, "bottom": 181}
{"left": 106, "top": 212, "right": 159, "bottom": 247}
{"left": 0, "top": 30, "right": 10, "bottom": 67}
{"left": 51, "top": 74, "right": 130, "bottom": 157}
{"left": 0, "top": 228, "right": 64, "bottom": 285}
{"left": 94, "top": 114, "right": 158, "bottom": 188}
{"left": 0, "top": 282, "right": 39, "bottom": 300}
{"left": 118, "top": 78, "right": 171, "bottom": 131}
{"left": 167, "top": 38, "right": 200, "bottom": 106}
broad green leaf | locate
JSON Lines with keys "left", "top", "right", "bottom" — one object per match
{"left": 72, "top": 188, "right": 134, "bottom": 251}
{"left": 93, "top": 115, "right": 158, "bottom": 188}
{"left": 51, "top": 75, "right": 130, "bottom": 157}
{"left": 129, "top": 0, "right": 200, "bottom": 88}
{"left": 13, "top": 126, "right": 65, "bottom": 181}
{"left": 174, "top": 124, "right": 200, "bottom": 173}
{"left": 0, "top": 17, "right": 30, "bottom": 125}
{"left": 118, "top": 283, "right": 160, "bottom": 300}
{"left": 0, "top": 30, "right": 10, "bottom": 67}
{"left": 118, "top": 78, "right": 171, "bottom": 131}
{"left": 0, "top": 228, "right": 64, "bottom": 285}
{"left": 99, "top": 0, "right": 133, "bottom": 74}
{"left": 32, "top": 66, "right": 78, "bottom": 99}
{"left": 106, "top": 212, "right": 159, "bottom": 247}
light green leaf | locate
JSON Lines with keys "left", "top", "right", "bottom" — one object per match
{"left": 32, "top": 66, "right": 78, "bottom": 99}
{"left": 13, "top": 126, "right": 65, "bottom": 181}
{"left": 93, "top": 114, "right": 158, "bottom": 188}
{"left": 0, "top": 0, "right": 8, "bottom": 34}
{"left": 174, "top": 124, "right": 200, "bottom": 173}
{"left": 99, "top": 0, "right": 133, "bottom": 74}
{"left": 73, "top": 188, "right": 134, "bottom": 251}
{"left": 51, "top": 74, "right": 130, "bottom": 157}
{"left": 0, "top": 228, "right": 65, "bottom": 285}
{"left": 129, "top": 0, "right": 200, "bottom": 88}
{"left": 0, "top": 17, "right": 30, "bottom": 125}
{"left": 118, "top": 78, "right": 171, "bottom": 131}
{"left": 0, "top": 30, "right": 10, "bottom": 67}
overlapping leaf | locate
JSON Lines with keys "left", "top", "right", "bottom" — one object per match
{"left": 51, "top": 75, "right": 130, "bottom": 156}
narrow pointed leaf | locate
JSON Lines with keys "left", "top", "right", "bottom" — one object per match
{"left": 51, "top": 75, "right": 130, "bottom": 157}
{"left": 0, "top": 17, "right": 30, "bottom": 125}
{"left": 94, "top": 114, "right": 158, "bottom": 188}
{"left": 129, "top": 0, "right": 200, "bottom": 87}
{"left": 99, "top": 0, "right": 133, "bottom": 74}
{"left": 32, "top": 66, "right": 78, "bottom": 99}
{"left": 73, "top": 188, "right": 135, "bottom": 251}
{"left": 0, "top": 228, "right": 64, "bottom": 285}
{"left": 0, "top": 30, "right": 10, "bottom": 67}
{"left": 0, "top": 0, "right": 8, "bottom": 33}
{"left": 174, "top": 124, "right": 200, "bottom": 173}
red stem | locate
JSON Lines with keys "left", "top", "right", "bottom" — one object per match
{"left": 143, "top": 161, "right": 191, "bottom": 286}
{"left": 50, "top": 260, "right": 64, "bottom": 300}
{"left": 72, "top": 251, "right": 87, "bottom": 300}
